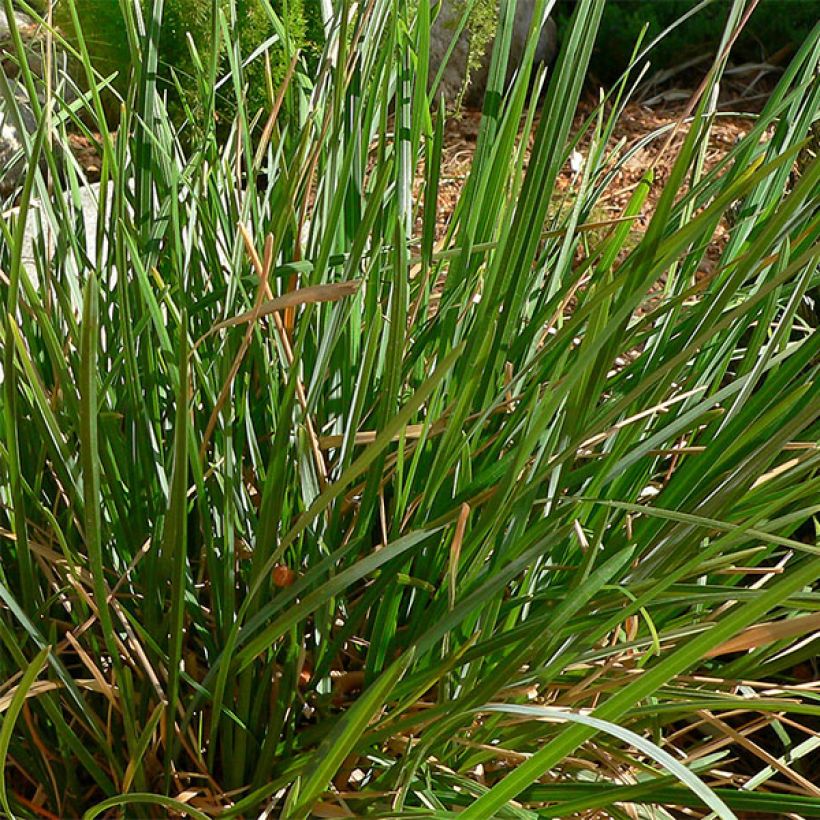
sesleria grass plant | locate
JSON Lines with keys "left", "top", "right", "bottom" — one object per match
{"left": 1, "top": 0, "right": 819, "bottom": 816}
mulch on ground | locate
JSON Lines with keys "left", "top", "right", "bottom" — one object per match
{"left": 433, "top": 91, "right": 764, "bottom": 262}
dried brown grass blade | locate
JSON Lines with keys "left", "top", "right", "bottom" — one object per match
{"left": 0, "top": 679, "right": 109, "bottom": 712}
{"left": 705, "top": 612, "right": 820, "bottom": 658}
{"left": 198, "top": 280, "right": 361, "bottom": 344}
{"left": 449, "top": 504, "right": 470, "bottom": 610}
{"left": 697, "top": 709, "right": 820, "bottom": 796}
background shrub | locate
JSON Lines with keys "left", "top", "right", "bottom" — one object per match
{"left": 55, "top": 0, "right": 315, "bottom": 121}
{"left": 555, "top": 0, "right": 818, "bottom": 83}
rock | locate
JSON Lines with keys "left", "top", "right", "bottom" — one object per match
{"left": 430, "top": 0, "right": 557, "bottom": 106}
{"left": 0, "top": 7, "right": 34, "bottom": 44}
{"left": 1, "top": 9, "right": 76, "bottom": 198}
{"left": 0, "top": 78, "right": 38, "bottom": 197}
{"left": 20, "top": 182, "right": 105, "bottom": 272}
{"left": 1, "top": 7, "right": 40, "bottom": 196}
{"left": 1, "top": 6, "right": 39, "bottom": 76}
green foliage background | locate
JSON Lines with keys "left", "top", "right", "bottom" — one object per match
{"left": 55, "top": 0, "right": 309, "bottom": 119}
{"left": 555, "top": 0, "right": 819, "bottom": 82}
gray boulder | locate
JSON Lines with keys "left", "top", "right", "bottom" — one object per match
{"left": 0, "top": 7, "right": 33, "bottom": 44}
{"left": 1, "top": 7, "right": 37, "bottom": 197}
{"left": 1, "top": 6, "right": 39, "bottom": 77}
{"left": 1, "top": 9, "right": 76, "bottom": 198}
{"left": 20, "top": 181, "right": 104, "bottom": 272}
{"left": 429, "top": 0, "right": 557, "bottom": 106}
{"left": 0, "top": 78, "right": 38, "bottom": 197}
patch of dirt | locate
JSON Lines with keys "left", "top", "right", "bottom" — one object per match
{"left": 433, "top": 95, "right": 760, "bottom": 257}
{"left": 67, "top": 133, "right": 101, "bottom": 182}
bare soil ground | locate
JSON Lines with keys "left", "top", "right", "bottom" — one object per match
{"left": 434, "top": 93, "right": 762, "bottom": 258}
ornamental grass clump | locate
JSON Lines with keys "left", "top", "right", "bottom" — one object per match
{"left": 0, "top": 0, "right": 819, "bottom": 817}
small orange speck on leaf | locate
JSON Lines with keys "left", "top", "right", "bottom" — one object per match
{"left": 272, "top": 564, "right": 296, "bottom": 587}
